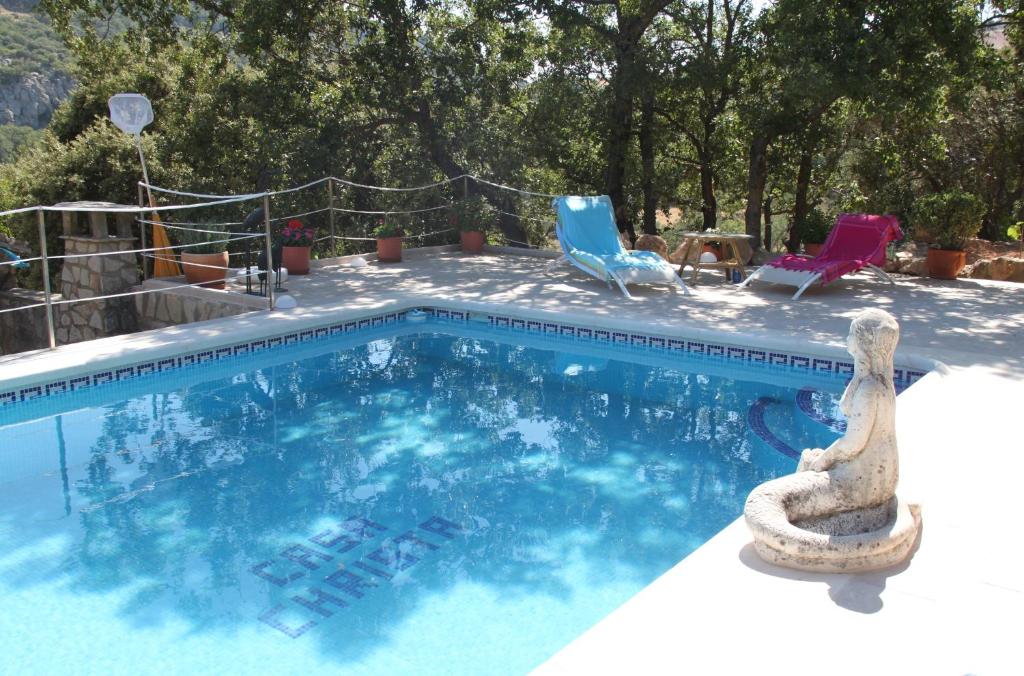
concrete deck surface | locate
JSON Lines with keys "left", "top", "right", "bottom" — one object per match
{"left": 291, "top": 249, "right": 1023, "bottom": 375}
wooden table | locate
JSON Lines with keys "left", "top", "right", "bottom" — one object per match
{"left": 674, "top": 231, "right": 752, "bottom": 285}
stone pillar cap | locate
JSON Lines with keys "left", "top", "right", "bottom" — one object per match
{"left": 53, "top": 201, "right": 136, "bottom": 211}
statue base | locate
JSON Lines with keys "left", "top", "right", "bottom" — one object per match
{"left": 746, "top": 488, "right": 921, "bottom": 573}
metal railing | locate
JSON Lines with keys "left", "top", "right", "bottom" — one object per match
{"left": 0, "top": 174, "right": 561, "bottom": 351}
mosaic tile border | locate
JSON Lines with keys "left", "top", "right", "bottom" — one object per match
{"left": 0, "top": 306, "right": 928, "bottom": 407}
{"left": 437, "top": 308, "right": 925, "bottom": 391}
{"left": 0, "top": 311, "right": 407, "bottom": 407}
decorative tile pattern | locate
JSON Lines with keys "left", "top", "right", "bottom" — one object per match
{"left": 0, "top": 306, "right": 930, "bottom": 406}
{"left": 747, "top": 397, "right": 800, "bottom": 460}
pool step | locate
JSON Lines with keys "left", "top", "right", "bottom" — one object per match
{"left": 795, "top": 388, "right": 847, "bottom": 433}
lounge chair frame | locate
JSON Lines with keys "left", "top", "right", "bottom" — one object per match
{"left": 738, "top": 214, "right": 901, "bottom": 300}
{"left": 548, "top": 198, "right": 689, "bottom": 299}
{"left": 738, "top": 260, "right": 894, "bottom": 300}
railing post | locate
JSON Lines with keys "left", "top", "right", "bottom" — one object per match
{"left": 137, "top": 183, "right": 148, "bottom": 280}
{"left": 328, "top": 178, "right": 336, "bottom": 256}
{"left": 463, "top": 175, "right": 469, "bottom": 199}
{"left": 37, "top": 208, "right": 56, "bottom": 349}
{"left": 263, "top": 194, "right": 274, "bottom": 310}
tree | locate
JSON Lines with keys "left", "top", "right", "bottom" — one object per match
{"left": 654, "top": 0, "right": 755, "bottom": 230}
{"left": 39, "top": 0, "right": 545, "bottom": 244}
{"left": 739, "top": 0, "right": 978, "bottom": 250}
{"left": 515, "top": 0, "right": 675, "bottom": 241}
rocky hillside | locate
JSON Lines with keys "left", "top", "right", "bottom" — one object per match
{"left": 0, "top": 69, "right": 74, "bottom": 128}
{"left": 0, "top": 1, "right": 73, "bottom": 146}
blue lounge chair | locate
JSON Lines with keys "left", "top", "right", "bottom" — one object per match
{"left": 550, "top": 195, "right": 689, "bottom": 299}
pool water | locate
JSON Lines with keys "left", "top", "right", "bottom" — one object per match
{"left": 0, "top": 327, "right": 842, "bottom": 675}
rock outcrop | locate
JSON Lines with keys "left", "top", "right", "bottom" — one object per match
{"left": 0, "top": 68, "right": 74, "bottom": 128}
{"left": 884, "top": 238, "right": 1023, "bottom": 282}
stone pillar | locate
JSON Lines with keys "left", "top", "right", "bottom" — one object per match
{"left": 56, "top": 236, "right": 139, "bottom": 344}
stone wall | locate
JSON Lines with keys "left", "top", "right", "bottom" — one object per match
{"left": 0, "top": 288, "right": 51, "bottom": 354}
{"left": 56, "top": 236, "right": 139, "bottom": 344}
{"left": 134, "top": 278, "right": 264, "bottom": 330}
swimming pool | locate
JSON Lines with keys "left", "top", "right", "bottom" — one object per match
{"left": 0, "top": 318, "right": 845, "bottom": 674}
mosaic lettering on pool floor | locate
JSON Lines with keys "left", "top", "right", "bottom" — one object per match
{"left": 252, "top": 515, "right": 464, "bottom": 638}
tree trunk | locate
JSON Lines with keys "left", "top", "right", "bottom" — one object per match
{"left": 607, "top": 41, "right": 638, "bottom": 245}
{"left": 412, "top": 97, "right": 528, "bottom": 246}
{"left": 786, "top": 150, "right": 814, "bottom": 253}
{"left": 744, "top": 135, "right": 769, "bottom": 249}
{"left": 639, "top": 88, "right": 657, "bottom": 235}
{"left": 763, "top": 195, "right": 773, "bottom": 252}
{"left": 699, "top": 153, "right": 717, "bottom": 231}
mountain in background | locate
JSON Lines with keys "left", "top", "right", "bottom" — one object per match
{"left": 0, "top": 1, "right": 73, "bottom": 160}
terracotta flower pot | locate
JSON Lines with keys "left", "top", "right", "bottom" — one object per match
{"left": 460, "top": 230, "right": 485, "bottom": 254}
{"left": 804, "top": 242, "right": 824, "bottom": 257}
{"left": 376, "top": 236, "right": 403, "bottom": 263}
{"left": 282, "top": 245, "right": 311, "bottom": 275}
{"left": 926, "top": 248, "right": 966, "bottom": 280}
{"left": 181, "top": 251, "right": 229, "bottom": 289}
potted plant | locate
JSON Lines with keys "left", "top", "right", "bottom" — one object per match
{"left": 279, "top": 218, "right": 316, "bottom": 275}
{"left": 178, "top": 224, "right": 229, "bottom": 289}
{"left": 801, "top": 209, "right": 832, "bottom": 257}
{"left": 912, "top": 189, "right": 984, "bottom": 279}
{"left": 450, "top": 195, "right": 497, "bottom": 254}
{"left": 374, "top": 215, "right": 405, "bottom": 263}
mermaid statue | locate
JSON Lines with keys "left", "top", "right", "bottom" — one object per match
{"left": 744, "top": 309, "right": 921, "bottom": 572}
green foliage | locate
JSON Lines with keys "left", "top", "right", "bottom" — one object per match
{"left": 374, "top": 214, "right": 407, "bottom": 239}
{"left": 0, "top": 10, "right": 69, "bottom": 80}
{"left": 802, "top": 209, "right": 833, "bottom": 243}
{"left": 0, "top": 125, "right": 44, "bottom": 162}
{"left": 177, "top": 223, "right": 227, "bottom": 254}
{"left": 912, "top": 189, "right": 984, "bottom": 250}
{"left": 1007, "top": 223, "right": 1022, "bottom": 242}
{"left": 0, "top": 0, "right": 1015, "bottom": 289}
{"left": 450, "top": 195, "right": 498, "bottom": 232}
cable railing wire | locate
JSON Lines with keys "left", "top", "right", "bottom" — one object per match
{"left": 44, "top": 234, "right": 262, "bottom": 262}
{"left": 0, "top": 173, "right": 564, "bottom": 350}
{"left": 0, "top": 300, "right": 48, "bottom": 315}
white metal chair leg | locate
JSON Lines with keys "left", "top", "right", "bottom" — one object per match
{"left": 866, "top": 264, "right": 895, "bottom": 285}
{"left": 737, "top": 266, "right": 764, "bottom": 290}
{"left": 674, "top": 275, "right": 691, "bottom": 296}
{"left": 791, "top": 272, "right": 823, "bottom": 300}
{"left": 608, "top": 270, "right": 634, "bottom": 299}
{"left": 545, "top": 255, "right": 567, "bottom": 273}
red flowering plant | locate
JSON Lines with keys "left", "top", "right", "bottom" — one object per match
{"left": 279, "top": 219, "right": 316, "bottom": 247}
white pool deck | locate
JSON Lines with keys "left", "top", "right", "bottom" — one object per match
{"left": 1, "top": 247, "right": 1022, "bottom": 675}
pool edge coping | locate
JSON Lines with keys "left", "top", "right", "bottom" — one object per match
{"left": 0, "top": 294, "right": 939, "bottom": 406}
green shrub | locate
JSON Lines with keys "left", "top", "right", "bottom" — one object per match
{"left": 373, "top": 213, "right": 407, "bottom": 238}
{"left": 912, "top": 190, "right": 984, "bottom": 251}
{"left": 0, "top": 126, "right": 45, "bottom": 163}
{"left": 0, "top": 13, "right": 70, "bottom": 80}
{"left": 449, "top": 195, "right": 497, "bottom": 232}
{"left": 176, "top": 223, "right": 228, "bottom": 254}
{"left": 802, "top": 209, "right": 833, "bottom": 243}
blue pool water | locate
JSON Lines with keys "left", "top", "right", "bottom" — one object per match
{"left": 0, "top": 324, "right": 843, "bottom": 675}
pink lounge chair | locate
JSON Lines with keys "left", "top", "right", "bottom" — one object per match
{"left": 738, "top": 213, "right": 903, "bottom": 300}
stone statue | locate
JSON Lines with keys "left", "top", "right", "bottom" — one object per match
{"left": 744, "top": 309, "right": 922, "bottom": 572}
